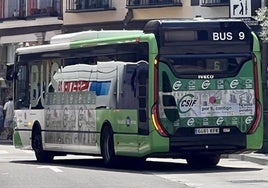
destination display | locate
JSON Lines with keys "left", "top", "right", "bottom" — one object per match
{"left": 162, "top": 21, "right": 251, "bottom": 43}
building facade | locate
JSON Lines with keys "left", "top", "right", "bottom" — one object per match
{"left": 0, "top": 0, "right": 63, "bottom": 102}
{"left": 62, "top": 0, "right": 263, "bottom": 32}
{"left": 0, "top": 0, "right": 266, "bottom": 102}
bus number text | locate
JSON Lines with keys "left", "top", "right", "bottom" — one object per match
{"left": 212, "top": 32, "right": 245, "bottom": 41}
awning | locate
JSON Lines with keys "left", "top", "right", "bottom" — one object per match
{"left": 0, "top": 33, "right": 37, "bottom": 44}
{"left": 0, "top": 30, "right": 62, "bottom": 44}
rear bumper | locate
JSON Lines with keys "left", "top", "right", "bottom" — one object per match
{"left": 170, "top": 127, "right": 246, "bottom": 155}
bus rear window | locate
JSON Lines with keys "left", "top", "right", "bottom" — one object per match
{"left": 162, "top": 55, "right": 251, "bottom": 76}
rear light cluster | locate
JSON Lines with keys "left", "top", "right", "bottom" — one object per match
{"left": 152, "top": 58, "right": 168, "bottom": 137}
{"left": 247, "top": 54, "right": 262, "bottom": 134}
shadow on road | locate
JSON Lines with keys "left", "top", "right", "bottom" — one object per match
{"left": 11, "top": 157, "right": 263, "bottom": 174}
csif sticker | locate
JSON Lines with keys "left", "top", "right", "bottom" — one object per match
{"left": 178, "top": 94, "right": 197, "bottom": 113}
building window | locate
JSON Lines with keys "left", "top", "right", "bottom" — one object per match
{"left": 126, "top": 0, "right": 182, "bottom": 8}
{"left": 201, "top": 0, "right": 229, "bottom": 7}
{"left": 0, "top": 0, "right": 60, "bottom": 20}
{"left": 66, "top": 0, "right": 113, "bottom": 11}
{"left": 191, "top": 0, "right": 199, "bottom": 6}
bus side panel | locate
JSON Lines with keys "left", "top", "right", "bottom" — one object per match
{"left": 246, "top": 123, "right": 263, "bottom": 149}
{"left": 96, "top": 109, "right": 140, "bottom": 156}
{"left": 138, "top": 130, "right": 170, "bottom": 157}
{"left": 13, "top": 129, "right": 31, "bottom": 149}
{"left": 14, "top": 110, "right": 45, "bottom": 150}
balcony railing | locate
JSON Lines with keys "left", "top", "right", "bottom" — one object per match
{"left": 66, "top": 0, "right": 114, "bottom": 12}
{"left": 0, "top": 0, "right": 61, "bottom": 21}
{"left": 126, "top": 0, "right": 182, "bottom": 8}
{"left": 201, "top": 0, "right": 229, "bottom": 7}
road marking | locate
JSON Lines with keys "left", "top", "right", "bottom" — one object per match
{"left": 37, "top": 166, "right": 63, "bottom": 173}
{"left": 0, "top": 150, "right": 8, "bottom": 154}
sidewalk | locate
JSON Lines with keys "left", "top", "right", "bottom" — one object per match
{"left": 228, "top": 153, "right": 268, "bottom": 166}
{"left": 0, "top": 138, "right": 12, "bottom": 145}
{"left": 0, "top": 130, "right": 13, "bottom": 145}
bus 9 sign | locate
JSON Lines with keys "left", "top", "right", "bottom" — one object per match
{"left": 212, "top": 31, "right": 246, "bottom": 41}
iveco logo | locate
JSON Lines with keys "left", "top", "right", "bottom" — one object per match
{"left": 198, "top": 75, "right": 214, "bottom": 79}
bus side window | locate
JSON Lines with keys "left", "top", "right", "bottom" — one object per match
{"left": 120, "top": 64, "right": 138, "bottom": 109}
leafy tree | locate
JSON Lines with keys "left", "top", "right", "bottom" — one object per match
{"left": 255, "top": 7, "right": 268, "bottom": 40}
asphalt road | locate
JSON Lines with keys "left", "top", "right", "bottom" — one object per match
{"left": 1, "top": 143, "right": 268, "bottom": 188}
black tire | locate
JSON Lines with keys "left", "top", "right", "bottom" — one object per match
{"left": 32, "top": 130, "right": 54, "bottom": 163}
{"left": 186, "top": 154, "right": 220, "bottom": 169}
{"left": 101, "top": 126, "right": 117, "bottom": 167}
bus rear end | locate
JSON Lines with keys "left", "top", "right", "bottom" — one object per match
{"left": 145, "top": 19, "right": 263, "bottom": 166}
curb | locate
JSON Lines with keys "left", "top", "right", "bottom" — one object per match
{"left": 228, "top": 153, "right": 268, "bottom": 166}
{"left": 0, "top": 139, "right": 13, "bottom": 145}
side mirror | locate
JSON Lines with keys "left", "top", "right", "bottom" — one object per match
{"left": 6, "top": 65, "right": 14, "bottom": 81}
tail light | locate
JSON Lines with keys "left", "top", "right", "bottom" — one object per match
{"left": 152, "top": 58, "right": 168, "bottom": 137}
{"left": 247, "top": 54, "right": 262, "bottom": 134}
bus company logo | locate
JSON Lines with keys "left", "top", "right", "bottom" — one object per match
{"left": 201, "top": 80, "right": 211, "bottom": 90}
{"left": 187, "top": 118, "right": 195, "bottom": 126}
{"left": 232, "top": 117, "right": 238, "bottom": 125}
{"left": 245, "top": 79, "right": 253, "bottom": 89}
{"left": 173, "top": 80, "right": 182, "bottom": 90}
{"left": 178, "top": 94, "right": 197, "bottom": 113}
{"left": 245, "top": 116, "right": 253, "bottom": 124}
{"left": 188, "top": 80, "right": 196, "bottom": 90}
{"left": 126, "top": 116, "right": 131, "bottom": 127}
{"left": 203, "top": 118, "right": 209, "bottom": 126}
{"left": 198, "top": 75, "right": 214, "bottom": 79}
{"left": 216, "top": 117, "right": 224, "bottom": 125}
{"left": 230, "top": 79, "right": 239, "bottom": 89}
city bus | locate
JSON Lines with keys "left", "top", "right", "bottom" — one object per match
{"left": 13, "top": 19, "right": 263, "bottom": 168}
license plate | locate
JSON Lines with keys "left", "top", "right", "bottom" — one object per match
{"left": 195, "top": 128, "right": 220, "bottom": 135}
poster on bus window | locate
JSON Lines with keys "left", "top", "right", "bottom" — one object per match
{"left": 175, "top": 89, "right": 255, "bottom": 118}
{"left": 44, "top": 91, "right": 97, "bottom": 145}
{"left": 159, "top": 76, "right": 256, "bottom": 132}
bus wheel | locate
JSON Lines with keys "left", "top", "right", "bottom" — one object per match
{"left": 101, "top": 126, "right": 117, "bottom": 167}
{"left": 186, "top": 154, "right": 220, "bottom": 169}
{"left": 32, "top": 130, "right": 54, "bottom": 163}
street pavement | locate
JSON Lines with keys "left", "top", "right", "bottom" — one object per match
{"left": 228, "top": 152, "right": 268, "bottom": 166}
{"left": 0, "top": 137, "right": 268, "bottom": 166}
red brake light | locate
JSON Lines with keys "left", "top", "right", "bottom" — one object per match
{"left": 247, "top": 54, "right": 262, "bottom": 134}
{"left": 152, "top": 58, "right": 168, "bottom": 137}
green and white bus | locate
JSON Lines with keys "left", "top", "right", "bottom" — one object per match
{"left": 13, "top": 19, "right": 263, "bottom": 168}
